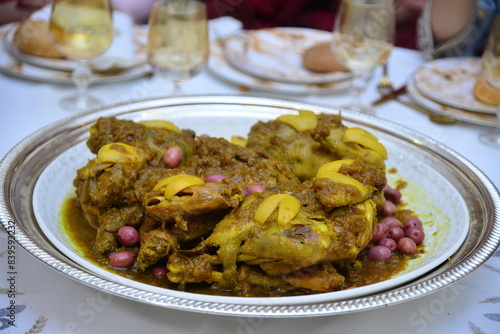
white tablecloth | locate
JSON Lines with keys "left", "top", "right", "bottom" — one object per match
{"left": 0, "top": 18, "right": 499, "bottom": 334}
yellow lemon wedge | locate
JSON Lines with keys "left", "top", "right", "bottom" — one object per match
{"left": 153, "top": 174, "right": 205, "bottom": 199}
{"left": 231, "top": 135, "right": 248, "bottom": 147}
{"left": 96, "top": 143, "right": 143, "bottom": 164}
{"left": 316, "top": 161, "right": 368, "bottom": 195}
{"left": 276, "top": 110, "right": 318, "bottom": 132}
{"left": 343, "top": 127, "right": 388, "bottom": 159}
{"left": 139, "top": 120, "right": 181, "bottom": 133}
{"left": 254, "top": 194, "right": 301, "bottom": 226}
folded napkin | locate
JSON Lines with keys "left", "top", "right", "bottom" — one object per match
{"left": 89, "top": 10, "right": 136, "bottom": 71}
{"left": 30, "top": 5, "right": 136, "bottom": 72}
{"left": 208, "top": 16, "right": 243, "bottom": 41}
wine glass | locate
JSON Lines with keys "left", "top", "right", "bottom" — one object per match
{"left": 332, "top": 0, "right": 395, "bottom": 114}
{"left": 49, "top": 0, "right": 114, "bottom": 111}
{"left": 478, "top": 15, "right": 500, "bottom": 148}
{"left": 147, "top": 0, "right": 209, "bottom": 96}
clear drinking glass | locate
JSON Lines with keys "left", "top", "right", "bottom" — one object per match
{"left": 49, "top": 0, "right": 114, "bottom": 111}
{"left": 478, "top": 15, "right": 500, "bottom": 148}
{"left": 147, "top": 0, "right": 209, "bottom": 96}
{"left": 332, "top": 0, "right": 395, "bottom": 114}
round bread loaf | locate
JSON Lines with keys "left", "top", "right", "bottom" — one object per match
{"left": 12, "top": 20, "right": 64, "bottom": 59}
{"left": 473, "top": 74, "right": 500, "bottom": 105}
{"left": 302, "top": 41, "right": 348, "bottom": 73}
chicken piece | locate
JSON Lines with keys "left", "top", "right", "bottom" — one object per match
{"left": 86, "top": 117, "right": 195, "bottom": 168}
{"left": 186, "top": 136, "right": 300, "bottom": 191}
{"left": 136, "top": 229, "right": 179, "bottom": 270}
{"left": 247, "top": 112, "right": 388, "bottom": 180}
{"left": 313, "top": 158, "right": 386, "bottom": 209}
{"left": 282, "top": 263, "right": 345, "bottom": 292}
{"left": 247, "top": 115, "right": 339, "bottom": 181}
{"left": 204, "top": 192, "right": 338, "bottom": 285}
{"left": 144, "top": 179, "right": 243, "bottom": 224}
{"left": 94, "top": 204, "right": 145, "bottom": 255}
{"left": 324, "top": 199, "right": 377, "bottom": 262}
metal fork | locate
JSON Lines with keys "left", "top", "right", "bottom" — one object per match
{"left": 377, "top": 62, "right": 394, "bottom": 96}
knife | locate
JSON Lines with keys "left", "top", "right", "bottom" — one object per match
{"left": 371, "top": 85, "right": 407, "bottom": 106}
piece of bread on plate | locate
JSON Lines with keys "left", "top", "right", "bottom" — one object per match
{"left": 473, "top": 75, "right": 500, "bottom": 105}
{"left": 12, "top": 20, "right": 64, "bottom": 59}
{"left": 302, "top": 41, "right": 348, "bottom": 73}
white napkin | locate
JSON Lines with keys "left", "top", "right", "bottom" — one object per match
{"left": 30, "top": 5, "right": 136, "bottom": 71}
{"left": 208, "top": 16, "right": 243, "bottom": 41}
{"left": 89, "top": 10, "right": 135, "bottom": 71}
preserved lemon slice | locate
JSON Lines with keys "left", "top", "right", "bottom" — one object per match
{"left": 231, "top": 135, "right": 248, "bottom": 147}
{"left": 153, "top": 174, "right": 205, "bottom": 199}
{"left": 343, "top": 127, "right": 388, "bottom": 159}
{"left": 139, "top": 120, "right": 181, "bottom": 133}
{"left": 96, "top": 143, "right": 143, "bottom": 164}
{"left": 254, "top": 194, "right": 301, "bottom": 226}
{"left": 316, "top": 160, "right": 368, "bottom": 195}
{"left": 316, "top": 159, "right": 354, "bottom": 176}
{"left": 277, "top": 110, "right": 318, "bottom": 132}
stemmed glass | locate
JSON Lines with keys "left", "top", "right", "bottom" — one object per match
{"left": 478, "top": 15, "right": 500, "bottom": 148}
{"left": 49, "top": 0, "right": 114, "bottom": 111}
{"left": 147, "top": 0, "right": 209, "bottom": 96}
{"left": 332, "top": 0, "right": 395, "bottom": 114}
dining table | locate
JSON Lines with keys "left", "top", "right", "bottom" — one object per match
{"left": 0, "top": 16, "right": 499, "bottom": 334}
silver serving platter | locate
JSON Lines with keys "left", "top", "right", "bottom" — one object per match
{"left": 1, "top": 95, "right": 499, "bottom": 317}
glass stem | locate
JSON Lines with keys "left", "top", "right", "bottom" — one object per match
{"left": 171, "top": 80, "right": 183, "bottom": 96}
{"left": 72, "top": 60, "right": 92, "bottom": 109}
{"left": 350, "top": 70, "right": 367, "bottom": 110}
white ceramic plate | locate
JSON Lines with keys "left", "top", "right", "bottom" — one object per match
{"left": 3, "top": 96, "right": 498, "bottom": 317}
{"left": 407, "top": 78, "right": 499, "bottom": 127}
{"left": 413, "top": 57, "right": 497, "bottom": 114}
{"left": 208, "top": 38, "right": 352, "bottom": 95}
{"left": 0, "top": 24, "right": 151, "bottom": 84}
{"left": 223, "top": 27, "right": 352, "bottom": 84}
{"left": 33, "top": 99, "right": 468, "bottom": 306}
{"left": 2, "top": 19, "right": 148, "bottom": 73}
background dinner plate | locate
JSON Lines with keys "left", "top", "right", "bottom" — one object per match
{"left": 1, "top": 95, "right": 499, "bottom": 317}
{"left": 2, "top": 21, "right": 148, "bottom": 73}
{"left": 0, "top": 25, "right": 151, "bottom": 84}
{"left": 413, "top": 57, "right": 497, "bottom": 114}
{"left": 407, "top": 78, "right": 499, "bottom": 127}
{"left": 223, "top": 27, "right": 353, "bottom": 84}
{"left": 208, "top": 39, "right": 352, "bottom": 95}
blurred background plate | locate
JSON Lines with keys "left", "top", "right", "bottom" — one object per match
{"left": 1, "top": 95, "right": 499, "bottom": 317}
{"left": 223, "top": 27, "right": 353, "bottom": 84}
{"left": 413, "top": 57, "right": 497, "bottom": 114}
{"left": 208, "top": 39, "right": 352, "bottom": 95}
{"left": 407, "top": 78, "right": 499, "bottom": 127}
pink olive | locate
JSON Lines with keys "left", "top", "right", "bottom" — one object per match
{"left": 382, "top": 200, "right": 397, "bottom": 216}
{"left": 368, "top": 245, "right": 392, "bottom": 260}
{"left": 406, "top": 227, "right": 425, "bottom": 245}
{"left": 388, "top": 226, "right": 405, "bottom": 242}
{"left": 162, "top": 145, "right": 183, "bottom": 168}
{"left": 404, "top": 217, "right": 423, "bottom": 231}
{"left": 242, "top": 184, "right": 265, "bottom": 196}
{"left": 383, "top": 185, "right": 402, "bottom": 204}
{"left": 116, "top": 226, "right": 140, "bottom": 247}
{"left": 152, "top": 265, "right": 167, "bottom": 278}
{"left": 372, "top": 223, "right": 389, "bottom": 243}
{"left": 379, "top": 217, "right": 403, "bottom": 229}
{"left": 109, "top": 251, "right": 135, "bottom": 268}
{"left": 378, "top": 237, "right": 398, "bottom": 252}
{"left": 398, "top": 237, "right": 417, "bottom": 254}
{"left": 204, "top": 174, "right": 226, "bottom": 183}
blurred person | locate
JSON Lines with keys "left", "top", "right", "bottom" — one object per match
{"left": 418, "top": 0, "right": 500, "bottom": 58}
{"left": 206, "top": 0, "right": 425, "bottom": 49}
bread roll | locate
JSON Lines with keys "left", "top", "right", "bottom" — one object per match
{"left": 473, "top": 74, "right": 500, "bottom": 105}
{"left": 302, "top": 41, "right": 348, "bottom": 73}
{"left": 12, "top": 20, "right": 64, "bottom": 59}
